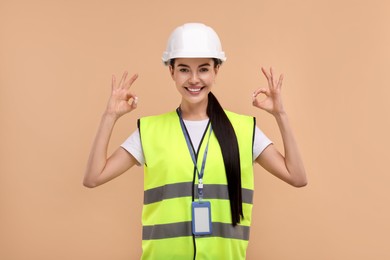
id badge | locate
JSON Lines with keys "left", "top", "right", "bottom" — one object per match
{"left": 191, "top": 201, "right": 212, "bottom": 235}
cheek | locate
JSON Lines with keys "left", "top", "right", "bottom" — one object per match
{"left": 199, "top": 74, "right": 215, "bottom": 84}
{"left": 173, "top": 74, "right": 186, "bottom": 84}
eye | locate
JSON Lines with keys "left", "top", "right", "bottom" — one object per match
{"left": 179, "top": 68, "right": 189, "bottom": 73}
{"left": 199, "top": 67, "right": 209, "bottom": 73}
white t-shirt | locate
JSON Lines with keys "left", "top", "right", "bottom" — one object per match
{"left": 121, "top": 119, "right": 272, "bottom": 165}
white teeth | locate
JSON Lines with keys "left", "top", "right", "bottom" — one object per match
{"left": 188, "top": 88, "right": 201, "bottom": 92}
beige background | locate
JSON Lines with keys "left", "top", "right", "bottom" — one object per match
{"left": 1, "top": 0, "right": 389, "bottom": 259}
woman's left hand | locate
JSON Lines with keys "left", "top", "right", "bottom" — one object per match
{"left": 252, "top": 67, "right": 285, "bottom": 116}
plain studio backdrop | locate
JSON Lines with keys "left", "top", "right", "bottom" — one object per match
{"left": 1, "top": 0, "right": 389, "bottom": 259}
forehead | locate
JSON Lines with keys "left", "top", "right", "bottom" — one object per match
{"left": 175, "top": 58, "right": 213, "bottom": 66}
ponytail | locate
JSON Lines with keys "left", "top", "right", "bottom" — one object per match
{"left": 207, "top": 92, "right": 243, "bottom": 226}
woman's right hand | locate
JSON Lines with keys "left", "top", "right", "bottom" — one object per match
{"left": 106, "top": 71, "right": 139, "bottom": 119}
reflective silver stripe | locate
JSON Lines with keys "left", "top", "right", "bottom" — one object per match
{"left": 202, "top": 185, "right": 254, "bottom": 204}
{"left": 211, "top": 222, "right": 250, "bottom": 240}
{"left": 143, "top": 221, "right": 192, "bottom": 240}
{"left": 143, "top": 182, "right": 193, "bottom": 204}
{"left": 144, "top": 182, "right": 253, "bottom": 205}
{"left": 143, "top": 221, "right": 250, "bottom": 241}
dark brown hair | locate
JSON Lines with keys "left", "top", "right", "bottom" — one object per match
{"left": 171, "top": 58, "right": 243, "bottom": 226}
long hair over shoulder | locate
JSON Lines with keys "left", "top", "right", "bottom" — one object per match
{"left": 207, "top": 91, "right": 243, "bottom": 226}
{"left": 170, "top": 58, "right": 243, "bottom": 226}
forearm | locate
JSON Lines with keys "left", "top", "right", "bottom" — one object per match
{"left": 274, "top": 112, "right": 307, "bottom": 187}
{"left": 83, "top": 113, "right": 118, "bottom": 187}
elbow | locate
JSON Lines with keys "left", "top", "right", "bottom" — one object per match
{"left": 289, "top": 167, "right": 308, "bottom": 187}
{"left": 292, "top": 179, "right": 308, "bottom": 188}
{"left": 291, "top": 176, "right": 308, "bottom": 188}
{"left": 83, "top": 182, "right": 96, "bottom": 188}
{"left": 83, "top": 178, "right": 98, "bottom": 188}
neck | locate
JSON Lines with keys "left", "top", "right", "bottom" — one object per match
{"left": 179, "top": 99, "right": 209, "bottom": 120}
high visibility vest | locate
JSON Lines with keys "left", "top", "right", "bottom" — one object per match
{"left": 139, "top": 110, "right": 255, "bottom": 260}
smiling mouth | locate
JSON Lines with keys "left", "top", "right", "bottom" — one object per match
{"left": 185, "top": 87, "right": 204, "bottom": 93}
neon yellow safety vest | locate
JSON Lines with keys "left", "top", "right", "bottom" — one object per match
{"left": 139, "top": 110, "right": 255, "bottom": 260}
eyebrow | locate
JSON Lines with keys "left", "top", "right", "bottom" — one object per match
{"left": 177, "top": 63, "right": 211, "bottom": 68}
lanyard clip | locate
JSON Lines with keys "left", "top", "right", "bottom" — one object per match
{"left": 198, "top": 178, "right": 203, "bottom": 189}
{"left": 198, "top": 179, "right": 204, "bottom": 201}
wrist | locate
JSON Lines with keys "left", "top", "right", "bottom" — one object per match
{"left": 273, "top": 111, "right": 288, "bottom": 123}
{"left": 102, "top": 111, "right": 119, "bottom": 123}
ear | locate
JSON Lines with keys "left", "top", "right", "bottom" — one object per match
{"left": 169, "top": 65, "right": 175, "bottom": 79}
{"left": 214, "top": 64, "right": 220, "bottom": 76}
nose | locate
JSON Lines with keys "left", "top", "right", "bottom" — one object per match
{"left": 188, "top": 72, "right": 200, "bottom": 84}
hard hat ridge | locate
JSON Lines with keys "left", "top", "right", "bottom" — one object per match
{"left": 162, "top": 23, "right": 227, "bottom": 65}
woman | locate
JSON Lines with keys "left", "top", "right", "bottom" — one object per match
{"left": 84, "top": 23, "right": 307, "bottom": 259}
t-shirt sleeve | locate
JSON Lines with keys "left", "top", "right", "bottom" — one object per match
{"left": 120, "top": 129, "right": 145, "bottom": 166}
{"left": 253, "top": 126, "right": 273, "bottom": 161}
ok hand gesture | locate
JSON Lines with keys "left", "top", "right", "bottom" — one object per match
{"left": 106, "top": 71, "right": 139, "bottom": 119}
{"left": 252, "top": 67, "right": 285, "bottom": 116}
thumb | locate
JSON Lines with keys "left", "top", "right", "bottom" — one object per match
{"left": 131, "top": 96, "right": 139, "bottom": 109}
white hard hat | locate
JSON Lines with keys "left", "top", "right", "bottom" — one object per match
{"left": 162, "top": 23, "right": 227, "bottom": 65}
